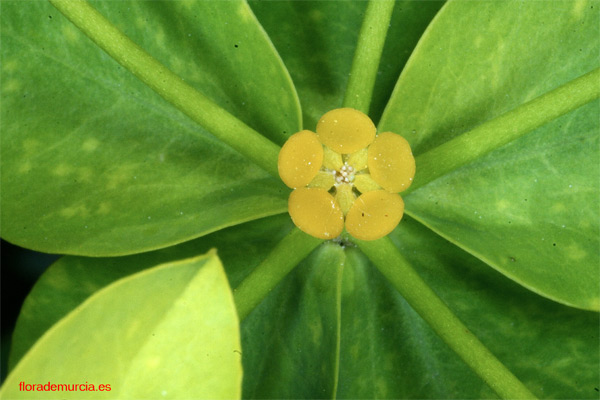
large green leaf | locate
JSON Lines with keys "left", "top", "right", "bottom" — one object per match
{"left": 241, "top": 242, "right": 344, "bottom": 398}
{"left": 334, "top": 216, "right": 598, "bottom": 399}
{"left": 8, "top": 215, "right": 293, "bottom": 369}
{"left": 406, "top": 102, "right": 599, "bottom": 310}
{"left": 380, "top": 0, "right": 598, "bottom": 153}
{"left": 249, "top": 0, "right": 443, "bottom": 128}
{"left": 8, "top": 217, "right": 344, "bottom": 399}
{"left": 380, "top": 0, "right": 599, "bottom": 309}
{"left": 0, "top": 0, "right": 296, "bottom": 256}
{"left": 1, "top": 252, "right": 242, "bottom": 399}
{"left": 8, "top": 214, "right": 597, "bottom": 398}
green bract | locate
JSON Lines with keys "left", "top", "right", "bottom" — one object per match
{"left": 1, "top": 0, "right": 598, "bottom": 399}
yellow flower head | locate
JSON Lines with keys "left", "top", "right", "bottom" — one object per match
{"left": 278, "top": 108, "right": 415, "bottom": 241}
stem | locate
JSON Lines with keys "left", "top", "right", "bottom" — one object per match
{"left": 406, "top": 67, "right": 600, "bottom": 194}
{"left": 332, "top": 248, "right": 344, "bottom": 399}
{"left": 233, "top": 227, "right": 323, "bottom": 321}
{"left": 343, "top": 0, "right": 396, "bottom": 114}
{"left": 49, "top": 0, "right": 281, "bottom": 178}
{"left": 357, "top": 237, "right": 537, "bottom": 400}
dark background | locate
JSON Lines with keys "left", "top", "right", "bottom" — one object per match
{"left": 1, "top": 239, "right": 58, "bottom": 383}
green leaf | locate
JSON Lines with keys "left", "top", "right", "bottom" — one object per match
{"left": 1, "top": 252, "right": 242, "bottom": 399}
{"left": 249, "top": 0, "right": 443, "bottom": 127}
{"left": 1, "top": 0, "right": 296, "bottom": 256}
{"left": 234, "top": 227, "right": 324, "bottom": 321}
{"left": 380, "top": 0, "right": 599, "bottom": 309}
{"left": 406, "top": 102, "right": 599, "bottom": 310}
{"left": 8, "top": 218, "right": 343, "bottom": 399}
{"left": 336, "top": 216, "right": 598, "bottom": 398}
{"left": 356, "top": 237, "right": 535, "bottom": 399}
{"left": 380, "top": 0, "right": 598, "bottom": 153}
{"left": 241, "top": 242, "right": 344, "bottom": 398}
{"left": 9, "top": 214, "right": 597, "bottom": 398}
{"left": 8, "top": 215, "right": 293, "bottom": 370}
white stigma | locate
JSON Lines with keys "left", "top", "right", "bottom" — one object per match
{"left": 335, "top": 163, "right": 355, "bottom": 185}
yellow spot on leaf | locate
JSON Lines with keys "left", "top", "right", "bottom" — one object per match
{"left": 59, "top": 204, "right": 90, "bottom": 218}
{"left": 3, "top": 79, "right": 21, "bottom": 93}
{"left": 2, "top": 59, "right": 18, "bottom": 73}
{"left": 82, "top": 138, "right": 100, "bottom": 152}
{"left": 572, "top": 0, "right": 587, "bottom": 19}
{"left": 61, "top": 24, "right": 80, "bottom": 43}
{"left": 550, "top": 203, "right": 567, "bottom": 213}
{"left": 18, "top": 161, "right": 32, "bottom": 174}
{"left": 495, "top": 199, "right": 510, "bottom": 211}
{"left": 53, "top": 163, "right": 73, "bottom": 177}
{"left": 146, "top": 356, "right": 161, "bottom": 369}
{"left": 237, "top": 3, "right": 252, "bottom": 21}
{"left": 565, "top": 243, "right": 586, "bottom": 261}
{"left": 97, "top": 202, "right": 111, "bottom": 215}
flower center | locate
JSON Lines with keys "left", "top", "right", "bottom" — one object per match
{"left": 334, "top": 162, "right": 355, "bottom": 185}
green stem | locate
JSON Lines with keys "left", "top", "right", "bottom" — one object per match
{"left": 357, "top": 237, "right": 537, "bottom": 400}
{"left": 49, "top": 0, "right": 280, "bottom": 178}
{"left": 406, "top": 67, "right": 600, "bottom": 194}
{"left": 233, "top": 227, "right": 323, "bottom": 321}
{"left": 343, "top": 0, "right": 395, "bottom": 114}
{"left": 332, "top": 247, "right": 344, "bottom": 399}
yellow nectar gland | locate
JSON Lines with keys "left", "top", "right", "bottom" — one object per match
{"left": 278, "top": 130, "right": 323, "bottom": 189}
{"left": 288, "top": 187, "right": 344, "bottom": 240}
{"left": 278, "top": 108, "right": 415, "bottom": 241}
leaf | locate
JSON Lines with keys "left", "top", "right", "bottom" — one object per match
{"left": 380, "top": 0, "right": 600, "bottom": 309}
{"left": 9, "top": 213, "right": 597, "bottom": 398}
{"left": 335, "top": 216, "right": 598, "bottom": 399}
{"left": 249, "top": 0, "right": 443, "bottom": 128}
{"left": 0, "top": 0, "right": 297, "bottom": 256}
{"left": 8, "top": 215, "right": 293, "bottom": 370}
{"left": 241, "top": 242, "right": 344, "bottom": 399}
{"left": 1, "top": 252, "right": 242, "bottom": 399}
{"left": 407, "top": 102, "right": 600, "bottom": 310}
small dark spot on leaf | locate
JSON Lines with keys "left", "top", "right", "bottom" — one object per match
{"left": 361, "top": 212, "right": 365, "bottom": 217}
{"left": 384, "top": 214, "right": 388, "bottom": 217}
{"left": 524, "top": 198, "right": 528, "bottom": 201}
{"left": 234, "top": 44, "right": 238, "bottom": 48}
{"left": 510, "top": 257, "right": 516, "bottom": 262}
{"left": 553, "top": 243, "right": 556, "bottom": 246}
{"left": 48, "top": 15, "right": 52, "bottom": 19}
{"left": 508, "top": 221, "right": 512, "bottom": 224}
{"left": 594, "top": 387, "right": 599, "bottom": 392}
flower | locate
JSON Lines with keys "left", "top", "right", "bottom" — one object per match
{"left": 278, "top": 108, "right": 416, "bottom": 241}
